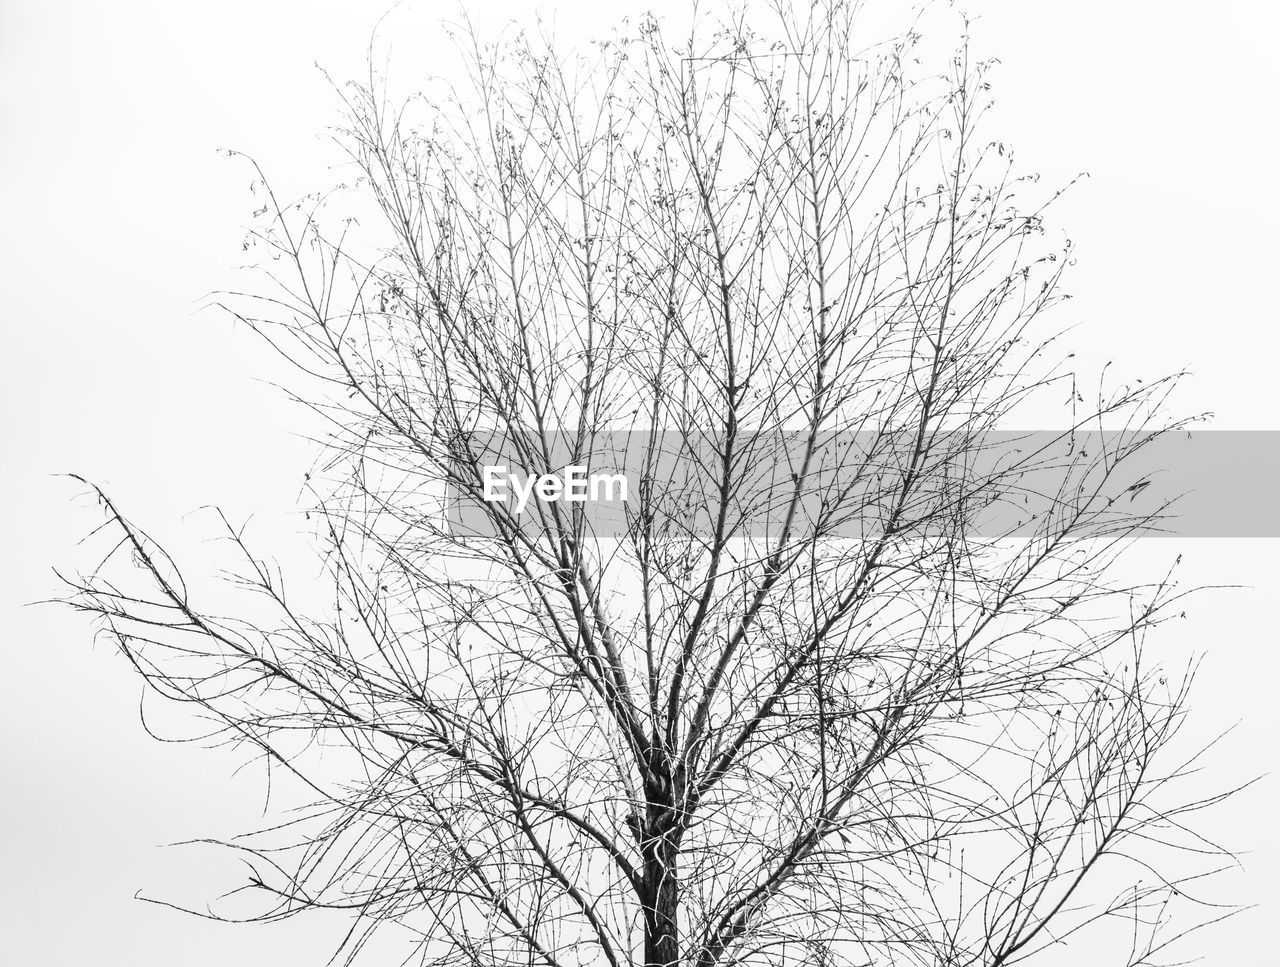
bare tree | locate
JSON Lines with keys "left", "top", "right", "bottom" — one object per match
{"left": 65, "top": 3, "right": 1239, "bottom": 966}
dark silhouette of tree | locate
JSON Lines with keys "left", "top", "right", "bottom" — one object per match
{"left": 65, "top": 3, "right": 1239, "bottom": 965}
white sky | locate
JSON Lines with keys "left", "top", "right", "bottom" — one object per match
{"left": 2, "top": 1, "right": 1278, "bottom": 964}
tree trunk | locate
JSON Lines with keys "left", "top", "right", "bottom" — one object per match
{"left": 643, "top": 836, "right": 679, "bottom": 967}
{"left": 642, "top": 749, "right": 680, "bottom": 967}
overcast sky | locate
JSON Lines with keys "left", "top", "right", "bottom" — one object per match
{"left": 2, "top": 1, "right": 1278, "bottom": 964}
